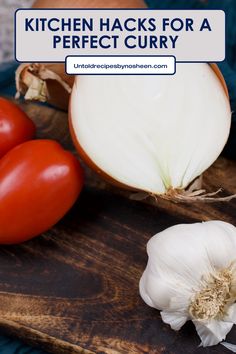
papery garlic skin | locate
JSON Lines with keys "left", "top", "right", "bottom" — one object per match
{"left": 139, "top": 221, "right": 236, "bottom": 347}
{"left": 70, "top": 64, "right": 231, "bottom": 195}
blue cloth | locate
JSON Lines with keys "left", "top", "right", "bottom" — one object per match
{"left": 0, "top": 62, "right": 19, "bottom": 96}
{"left": 0, "top": 336, "right": 46, "bottom": 354}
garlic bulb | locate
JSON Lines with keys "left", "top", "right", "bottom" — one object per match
{"left": 139, "top": 221, "right": 236, "bottom": 347}
{"left": 70, "top": 63, "right": 232, "bottom": 201}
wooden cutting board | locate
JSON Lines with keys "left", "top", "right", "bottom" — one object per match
{"left": 0, "top": 101, "right": 235, "bottom": 354}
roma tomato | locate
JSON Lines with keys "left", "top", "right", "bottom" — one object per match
{"left": 0, "top": 140, "right": 83, "bottom": 244}
{"left": 0, "top": 97, "right": 35, "bottom": 158}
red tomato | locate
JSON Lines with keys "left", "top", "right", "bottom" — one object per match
{"left": 0, "top": 140, "right": 83, "bottom": 244}
{"left": 0, "top": 97, "right": 35, "bottom": 158}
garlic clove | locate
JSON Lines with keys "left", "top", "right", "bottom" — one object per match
{"left": 161, "top": 310, "right": 188, "bottom": 331}
{"left": 140, "top": 261, "right": 193, "bottom": 311}
{"left": 139, "top": 269, "right": 156, "bottom": 308}
{"left": 193, "top": 319, "right": 234, "bottom": 347}
{"left": 224, "top": 304, "right": 236, "bottom": 323}
{"left": 221, "top": 342, "right": 236, "bottom": 352}
{"left": 147, "top": 223, "right": 213, "bottom": 287}
{"left": 140, "top": 271, "right": 193, "bottom": 312}
{"left": 201, "top": 221, "right": 236, "bottom": 269}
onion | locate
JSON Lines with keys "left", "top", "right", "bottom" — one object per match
{"left": 32, "top": 0, "right": 146, "bottom": 8}
{"left": 15, "top": 0, "right": 146, "bottom": 110}
{"left": 69, "top": 63, "right": 235, "bottom": 202}
{"left": 15, "top": 63, "right": 73, "bottom": 111}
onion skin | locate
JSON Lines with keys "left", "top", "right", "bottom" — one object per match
{"left": 16, "top": 63, "right": 74, "bottom": 111}
{"left": 33, "top": 0, "right": 146, "bottom": 8}
{"left": 210, "top": 63, "right": 229, "bottom": 98}
{"left": 15, "top": 0, "right": 146, "bottom": 110}
{"left": 69, "top": 64, "right": 230, "bottom": 195}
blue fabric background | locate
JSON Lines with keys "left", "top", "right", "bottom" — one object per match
{"left": 0, "top": 336, "right": 45, "bottom": 354}
{"left": 0, "top": 1, "right": 235, "bottom": 353}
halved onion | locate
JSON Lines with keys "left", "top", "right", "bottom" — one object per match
{"left": 69, "top": 64, "right": 233, "bottom": 201}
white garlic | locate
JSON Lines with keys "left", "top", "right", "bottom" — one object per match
{"left": 139, "top": 221, "right": 236, "bottom": 347}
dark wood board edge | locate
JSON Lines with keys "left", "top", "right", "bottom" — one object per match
{"left": 0, "top": 319, "right": 93, "bottom": 354}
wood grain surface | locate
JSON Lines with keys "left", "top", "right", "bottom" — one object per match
{"left": 0, "top": 101, "right": 235, "bottom": 354}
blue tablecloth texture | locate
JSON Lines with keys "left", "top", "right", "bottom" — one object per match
{"left": 0, "top": 1, "right": 235, "bottom": 353}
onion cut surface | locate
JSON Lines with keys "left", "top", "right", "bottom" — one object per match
{"left": 70, "top": 64, "right": 231, "bottom": 198}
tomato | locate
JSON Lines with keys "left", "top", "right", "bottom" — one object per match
{"left": 0, "top": 140, "right": 83, "bottom": 244}
{"left": 0, "top": 97, "right": 35, "bottom": 158}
